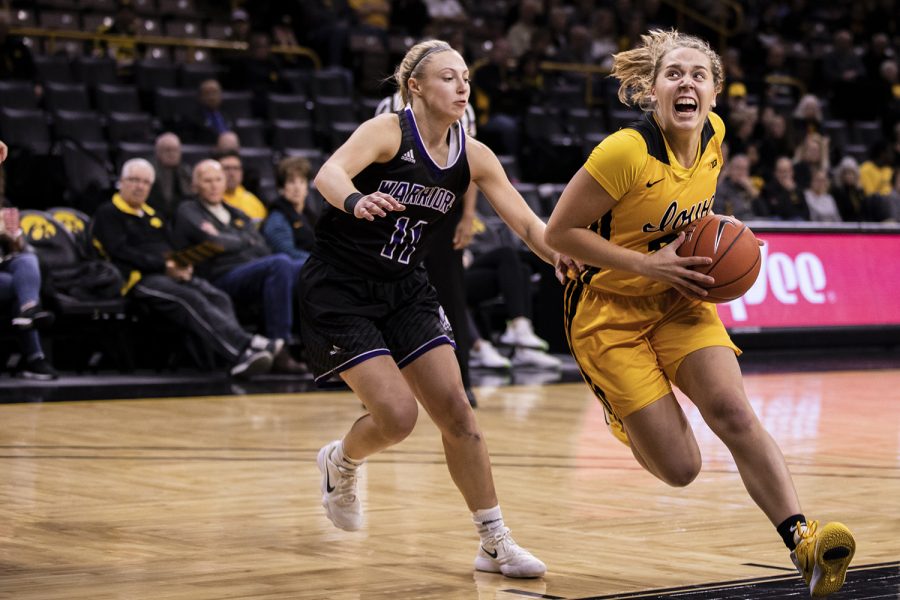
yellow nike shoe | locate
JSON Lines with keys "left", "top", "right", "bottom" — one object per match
{"left": 790, "top": 520, "right": 856, "bottom": 597}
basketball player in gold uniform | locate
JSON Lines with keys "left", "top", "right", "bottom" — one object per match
{"left": 544, "top": 30, "right": 855, "bottom": 597}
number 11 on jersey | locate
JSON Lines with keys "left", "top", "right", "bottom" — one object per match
{"left": 381, "top": 216, "right": 427, "bottom": 265}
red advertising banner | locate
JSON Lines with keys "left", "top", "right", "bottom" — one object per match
{"left": 717, "top": 232, "right": 900, "bottom": 329}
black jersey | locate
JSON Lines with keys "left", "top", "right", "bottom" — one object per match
{"left": 312, "top": 107, "right": 471, "bottom": 280}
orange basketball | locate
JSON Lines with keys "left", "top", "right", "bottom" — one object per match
{"left": 676, "top": 214, "right": 762, "bottom": 303}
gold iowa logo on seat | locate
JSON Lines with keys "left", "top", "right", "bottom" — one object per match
{"left": 20, "top": 215, "right": 57, "bottom": 240}
{"left": 51, "top": 211, "right": 85, "bottom": 234}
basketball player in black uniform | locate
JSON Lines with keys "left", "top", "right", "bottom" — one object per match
{"left": 300, "top": 40, "right": 575, "bottom": 578}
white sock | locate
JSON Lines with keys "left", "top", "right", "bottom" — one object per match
{"left": 473, "top": 505, "right": 505, "bottom": 539}
{"left": 333, "top": 440, "right": 364, "bottom": 469}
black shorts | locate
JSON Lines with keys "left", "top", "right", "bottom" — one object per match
{"left": 298, "top": 257, "right": 455, "bottom": 384}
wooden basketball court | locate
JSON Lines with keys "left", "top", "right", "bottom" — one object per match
{"left": 1, "top": 367, "right": 898, "bottom": 599}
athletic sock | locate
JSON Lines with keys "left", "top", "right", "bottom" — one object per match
{"left": 777, "top": 513, "right": 807, "bottom": 550}
{"left": 473, "top": 505, "right": 505, "bottom": 539}
{"left": 332, "top": 440, "right": 364, "bottom": 469}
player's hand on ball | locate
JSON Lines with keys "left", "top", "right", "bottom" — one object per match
{"left": 354, "top": 192, "right": 405, "bottom": 220}
{"left": 643, "top": 232, "right": 714, "bottom": 297}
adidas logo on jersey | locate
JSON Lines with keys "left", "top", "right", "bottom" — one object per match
{"left": 400, "top": 149, "right": 416, "bottom": 164}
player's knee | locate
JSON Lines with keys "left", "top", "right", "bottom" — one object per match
{"left": 378, "top": 403, "right": 418, "bottom": 443}
{"left": 660, "top": 460, "right": 701, "bottom": 488}
{"left": 706, "top": 397, "right": 756, "bottom": 440}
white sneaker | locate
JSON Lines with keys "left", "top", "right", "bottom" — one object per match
{"left": 498, "top": 318, "right": 549, "bottom": 351}
{"left": 470, "top": 340, "right": 511, "bottom": 369}
{"left": 316, "top": 440, "right": 363, "bottom": 531}
{"left": 474, "top": 527, "right": 546, "bottom": 578}
{"left": 512, "top": 348, "right": 561, "bottom": 369}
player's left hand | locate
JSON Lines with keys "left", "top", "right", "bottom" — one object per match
{"left": 354, "top": 191, "right": 405, "bottom": 221}
{"left": 452, "top": 214, "right": 475, "bottom": 249}
{"left": 554, "top": 253, "right": 583, "bottom": 284}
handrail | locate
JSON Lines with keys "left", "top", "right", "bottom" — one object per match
{"left": 9, "top": 27, "right": 322, "bottom": 69}
{"left": 659, "top": 0, "right": 744, "bottom": 48}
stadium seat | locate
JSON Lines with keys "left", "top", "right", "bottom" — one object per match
{"left": 95, "top": 84, "right": 143, "bottom": 115}
{"left": 48, "top": 206, "right": 93, "bottom": 251}
{"left": 157, "top": 0, "right": 200, "bottom": 18}
{"left": 106, "top": 112, "right": 154, "bottom": 144}
{"left": 51, "top": 109, "right": 106, "bottom": 144}
{"left": 33, "top": 54, "right": 75, "bottom": 85}
{"left": 310, "top": 67, "right": 354, "bottom": 99}
{"left": 152, "top": 87, "right": 196, "bottom": 125}
{"left": 80, "top": 0, "right": 118, "bottom": 11}
{"left": 233, "top": 118, "right": 268, "bottom": 147}
{"left": 0, "top": 81, "right": 39, "bottom": 110}
{"left": 266, "top": 93, "right": 312, "bottom": 123}
{"left": 18, "top": 209, "right": 133, "bottom": 372}
{"left": 180, "top": 144, "right": 212, "bottom": 167}
{"left": 328, "top": 122, "right": 357, "bottom": 151}
{"left": 81, "top": 13, "right": 113, "bottom": 32}
{"left": 132, "top": 0, "right": 158, "bottom": 15}
{"left": 238, "top": 147, "right": 276, "bottom": 188}
{"left": 271, "top": 120, "right": 314, "bottom": 150}
{"left": 134, "top": 60, "right": 178, "bottom": 93}
{"left": 853, "top": 121, "right": 883, "bottom": 147}
{"left": 43, "top": 82, "right": 92, "bottom": 113}
{"left": 0, "top": 108, "right": 52, "bottom": 154}
{"left": 179, "top": 63, "right": 227, "bottom": 89}
{"left": 114, "top": 142, "right": 155, "bottom": 169}
{"left": 822, "top": 119, "right": 850, "bottom": 151}
{"left": 163, "top": 19, "right": 203, "bottom": 38}
{"left": 220, "top": 91, "right": 254, "bottom": 120}
{"left": 204, "top": 22, "right": 233, "bottom": 40}
{"left": 37, "top": 10, "right": 81, "bottom": 31}
{"left": 72, "top": 56, "right": 118, "bottom": 88}
{"left": 608, "top": 108, "right": 643, "bottom": 131}
{"left": 59, "top": 140, "right": 115, "bottom": 210}
{"left": 279, "top": 69, "right": 312, "bottom": 95}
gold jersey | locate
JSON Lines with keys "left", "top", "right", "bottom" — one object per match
{"left": 579, "top": 111, "right": 725, "bottom": 296}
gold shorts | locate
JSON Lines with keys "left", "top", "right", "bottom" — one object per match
{"left": 563, "top": 281, "right": 739, "bottom": 444}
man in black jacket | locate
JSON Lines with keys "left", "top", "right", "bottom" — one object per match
{"left": 173, "top": 159, "right": 306, "bottom": 373}
{"left": 92, "top": 158, "right": 275, "bottom": 377}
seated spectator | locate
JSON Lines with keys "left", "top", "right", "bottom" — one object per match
{"left": 215, "top": 131, "right": 261, "bottom": 196}
{"left": 761, "top": 156, "right": 810, "bottom": 220}
{"left": 803, "top": 168, "right": 842, "bottom": 222}
{"left": 260, "top": 157, "right": 316, "bottom": 263}
{"left": 216, "top": 150, "right": 267, "bottom": 221}
{"left": 184, "top": 80, "right": 235, "bottom": 145}
{"left": 884, "top": 170, "right": 900, "bottom": 222}
{"left": 0, "top": 204, "right": 58, "bottom": 380}
{"left": 859, "top": 140, "right": 895, "bottom": 198}
{"left": 832, "top": 156, "right": 877, "bottom": 222}
{"left": 92, "top": 159, "right": 276, "bottom": 378}
{"left": 716, "top": 153, "right": 769, "bottom": 220}
{"left": 93, "top": 3, "right": 141, "bottom": 71}
{"left": 173, "top": 160, "right": 306, "bottom": 374}
{"left": 148, "top": 132, "right": 192, "bottom": 222}
{"left": 792, "top": 94, "right": 825, "bottom": 137}
{"left": 792, "top": 132, "right": 830, "bottom": 192}
{"left": 225, "top": 32, "right": 286, "bottom": 116}
{"left": 464, "top": 213, "right": 560, "bottom": 369}
{"left": 228, "top": 9, "right": 252, "bottom": 44}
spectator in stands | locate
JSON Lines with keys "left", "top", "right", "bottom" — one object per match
{"left": 823, "top": 30, "right": 867, "bottom": 120}
{"left": 228, "top": 9, "right": 252, "bottom": 44}
{"left": 0, "top": 200, "right": 58, "bottom": 380}
{"left": 260, "top": 156, "right": 317, "bottom": 262}
{"left": 464, "top": 213, "right": 560, "bottom": 369}
{"left": 94, "top": 3, "right": 141, "bottom": 71}
{"left": 803, "top": 167, "right": 842, "bottom": 222}
{"left": 831, "top": 156, "right": 871, "bottom": 222}
{"left": 791, "top": 94, "right": 825, "bottom": 138}
{"left": 761, "top": 156, "right": 810, "bottom": 220}
{"left": 226, "top": 32, "right": 286, "bottom": 116}
{"left": 389, "top": 0, "right": 429, "bottom": 38}
{"left": 472, "top": 38, "right": 524, "bottom": 156}
{"left": 185, "top": 79, "right": 235, "bottom": 145}
{"left": 859, "top": 140, "right": 895, "bottom": 198}
{"left": 716, "top": 154, "right": 768, "bottom": 220}
{"left": 349, "top": 0, "right": 391, "bottom": 35}
{"left": 0, "top": 10, "right": 35, "bottom": 82}
{"left": 506, "top": 0, "right": 542, "bottom": 60}
{"left": 216, "top": 150, "right": 267, "bottom": 221}
{"left": 91, "top": 158, "right": 276, "bottom": 378}
{"left": 756, "top": 111, "right": 793, "bottom": 177}
{"left": 588, "top": 7, "right": 618, "bottom": 70}
{"left": 148, "top": 132, "right": 192, "bottom": 222}
{"left": 174, "top": 160, "right": 307, "bottom": 374}
{"left": 884, "top": 169, "right": 900, "bottom": 222}
{"left": 792, "top": 132, "right": 830, "bottom": 192}
{"left": 215, "top": 131, "right": 261, "bottom": 196}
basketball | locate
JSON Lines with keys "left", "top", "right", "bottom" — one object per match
{"left": 676, "top": 214, "right": 761, "bottom": 303}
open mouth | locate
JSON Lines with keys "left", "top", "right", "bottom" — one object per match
{"left": 674, "top": 97, "right": 698, "bottom": 115}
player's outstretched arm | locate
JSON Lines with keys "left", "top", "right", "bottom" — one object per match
{"left": 468, "top": 139, "right": 569, "bottom": 272}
